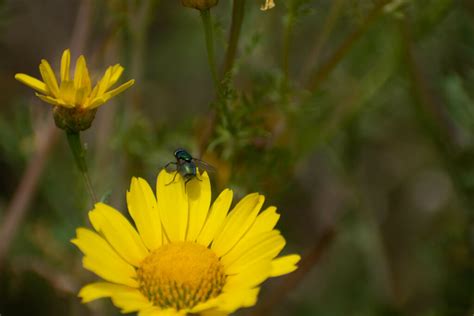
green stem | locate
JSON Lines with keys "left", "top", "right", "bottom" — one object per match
{"left": 200, "top": 9, "right": 219, "bottom": 88}
{"left": 306, "top": 0, "right": 391, "bottom": 91}
{"left": 222, "top": 0, "right": 246, "bottom": 77}
{"left": 299, "top": 0, "right": 343, "bottom": 82}
{"left": 66, "top": 131, "right": 97, "bottom": 204}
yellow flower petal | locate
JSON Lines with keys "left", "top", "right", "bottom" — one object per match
{"left": 211, "top": 193, "right": 264, "bottom": 257}
{"left": 74, "top": 87, "right": 88, "bottom": 107}
{"left": 88, "top": 83, "right": 100, "bottom": 103}
{"left": 139, "top": 308, "right": 160, "bottom": 316}
{"left": 190, "top": 298, "right": 221, "bottom": 314}
{"left": 78, "top": 282, "right": 133, "bottom": 303}
{"left": 139, "top": 308, "right": 186, "bottom": 316}
{"left": 156, "top": 170, "right": 188, "bottom": 242}
{"left": 246, "top": 206, "right": 279, "bottom": 237}
{"left": 105, "top": 78, "right": 135, "bottom": 98}
{"left": 127, "top": 177, "right": 162, "bottom": 250}
{"left": 39, "top": 59, "right": 60, "bottom": 97}
{"left": 110, "top": 288, "right": 153, "bottom": 314}
{"left": 261, "top": 0, "right": 275, "bottom": 10}
{"left": 91, "top": 65, "right": 114, "bottom": 100}
{"left": 206, "top": 312, "right": 229, "bottom": 316}
{"left": 196, "top": 189, "right": 233, "bottom": 247}
{"left": 34, "top": 93, "right": 59, "bottom": 106}
{"left": 73, "top": 169, "right": 300, "bottom": 314}
{"left": 14, "top": 73, "right": 48, "bottom": 95}
{"left": 186, "top": 171, "right": 211, "bottom": 242}
{"left": 214, "top": 288, "right": 260, "bottom": 313}
{"left": 224, "top": 260, "right": 271, "bottom": 290}
{"left": 35, "top": 93, "right": 73, "bottom": 108}
{"left": 87, "top": 79, "right": 135, "bottom": 109}
{"left": 16, "top": 49, "right": 133, "bottom": 111}
{"left": 108, "top": 64, "right": 124, "bottom": 88}
{"left": 71, "top": 228, "right": 138, "bottom": 287}
{"left": 88, "top": 203, "right": 148, "bottom": 266}
{"left": 73, "top": 55, "right": 91, "bottom": 95}
{"left": 220, "top": 206, "right": 280, "bottom": 265}
{"left": 58, "top": 80, "right": 77, "bottom": 106}
{"left": 81, "top": 283, "right": 152, "bottom": 313}
{"left": 191, "top": 288, "right": 259, "bottom": 315}
{"left": 85, "top": 96, "right": 106, "bottom": 109}
{"left": 221, "top": 227, "right": 275, "bottom": 268}
{"left": 270, "top": 254, "right": 301, "bottom": 277}
{"left": 224, "top": 230, "right": 285, "bottom": 274}
{"left": 88, "top": 65, "right": 114, "bottom": 100}
{"left": 199, "top": 310, "right": 228, "bottom": 316}
{"left": 60, "top": 49, "right": 71, "bottom": 82}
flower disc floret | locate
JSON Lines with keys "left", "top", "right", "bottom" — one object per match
{"left": 137, "top": 241, "right": 226, "bottom": 310}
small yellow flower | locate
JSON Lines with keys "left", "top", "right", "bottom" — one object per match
{"left": 261, "top": 0, "right": 275, "bottom": 11}
{"left": 15, "top": 49, "right": 134, "bottom": 110}
{"left": 72, "top": 169, "right": 300, "bottom": 315}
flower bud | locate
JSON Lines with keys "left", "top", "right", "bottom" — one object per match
{"left": 53, "top": 106, "right": 97, "bottom": 133}
{"left": 181, "top": 0, "right": 218, "bottom": 10}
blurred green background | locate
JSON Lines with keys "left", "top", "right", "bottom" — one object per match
{"left": 0, "top": 0, "right": 473, "bottom": 315}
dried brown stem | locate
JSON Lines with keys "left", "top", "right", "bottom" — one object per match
{"left": 0, "top": 122, "right": 58, "bottom": 270}
{"left": 12, "top": 256, "right": 79, "bottom": 295}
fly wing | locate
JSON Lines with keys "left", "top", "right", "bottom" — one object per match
{"left": 193, "top": 158, "right": 217, "bottom": 173}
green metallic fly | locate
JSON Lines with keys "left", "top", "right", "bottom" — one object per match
{"left": 164, "top": 148, "right": 215, "bottom": 185}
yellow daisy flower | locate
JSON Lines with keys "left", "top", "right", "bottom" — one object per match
{"left": 15, "top": 49, "right": 134, "bottom": 110}
{"left": 261, "top": 0, "right": 275, "bottom": 11}
{"left": 72, "top": 169, "right": 300, "bottom": 315}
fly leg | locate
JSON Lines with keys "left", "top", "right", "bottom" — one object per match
{"left": 164, "top": 162, "right": 177, "bottom": 172}
{"left": 166, "top": 170, "right": 180, "bottom": 186}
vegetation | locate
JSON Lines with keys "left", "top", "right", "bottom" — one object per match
{"left": 0, "top": 0, "right": 472, "bottom": 315}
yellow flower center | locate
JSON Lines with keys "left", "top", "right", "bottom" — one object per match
{"left": 136, "top": 241, "right": 226, "bottom": 310}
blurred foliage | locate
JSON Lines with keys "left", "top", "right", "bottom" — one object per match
{"left": 0, "top": 0, "right": 473, "bottom": 315}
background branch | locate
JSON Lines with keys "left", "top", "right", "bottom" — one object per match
{"left": 306, "top": 0, "right": 390, "bottom": 92}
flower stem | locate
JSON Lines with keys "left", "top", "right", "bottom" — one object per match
{"left": 200, "top": 9, "right": 219, "bottom": 88}
{"left": 66, "top": 131, "right": 97, "bottom": 204}
{"left": 222, "top": 0, "right": 246, "bottom": 76}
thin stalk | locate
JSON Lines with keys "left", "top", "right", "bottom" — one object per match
{"left": 222, "top": 0, "right": 246, "bottom": 76}
{"left": 299, "top": 0, "right": 344, "bottom": 82}
{"left": 200, "top": 9, "right": 219, "bottom": 88}
{"left": 0, "top": 124, "right": 58, "bottom": 271}
{"left": 199, "top": 7, "right": 234, "bottom": 140}
{"left": 306, "top": 0, "right": 391, "bottom": 92}
{"left": 66, "top": 131, "right": 97, "bottom": 204}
